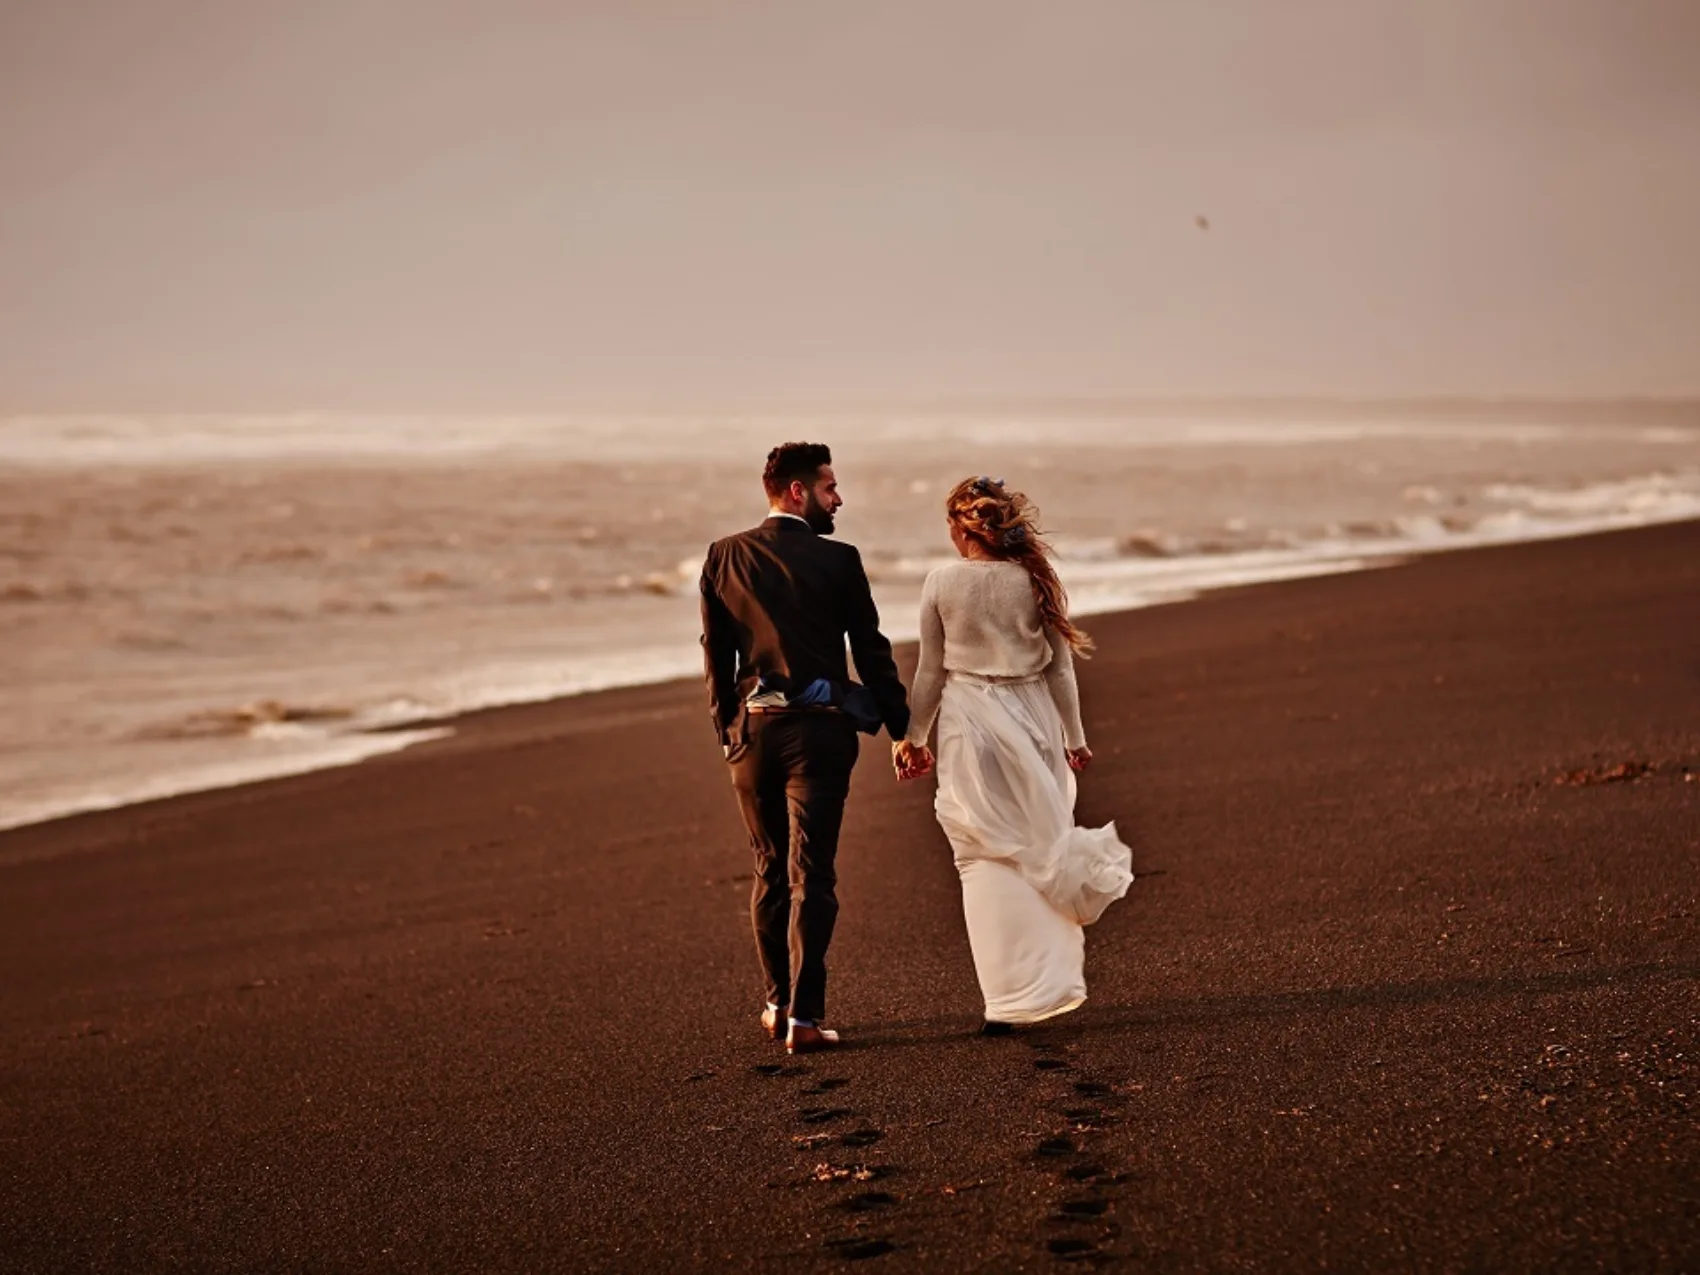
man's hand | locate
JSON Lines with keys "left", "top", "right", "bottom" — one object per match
{"left": 1066, "top": 745, "right": 1093, "bottom": 772}
{"left": 893, "top": 740, "right": 934, "bottom": 781}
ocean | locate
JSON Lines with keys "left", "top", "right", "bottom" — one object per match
{"left": 3, "top": 407, "right": 1697, "bottom": 832}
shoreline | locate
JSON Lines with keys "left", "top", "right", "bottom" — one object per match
{"left": 7, "top": 513, "right": 1698, "bottom": 843}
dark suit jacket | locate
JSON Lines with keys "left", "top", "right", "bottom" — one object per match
{"left": 699, "top": 516, "right": 910, "bottom": 747}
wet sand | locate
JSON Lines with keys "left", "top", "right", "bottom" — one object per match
{"left": 2, "top": 522, "right": 1696, "bottom": 1272}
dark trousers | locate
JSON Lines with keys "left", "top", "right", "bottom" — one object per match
{"left": 728, "top": 711, "right": 860, "bottom": 1023}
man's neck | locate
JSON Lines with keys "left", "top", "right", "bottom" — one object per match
{"left": 769, "top": 508, "right": 811, "bottom": 526}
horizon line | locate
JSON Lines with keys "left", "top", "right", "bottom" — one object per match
{"left": 4, "top": 393, "right": 1700, "bottom": 419}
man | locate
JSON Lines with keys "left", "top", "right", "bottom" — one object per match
{"left": 699, "top": 442, "right": 911, "bottom": 1054}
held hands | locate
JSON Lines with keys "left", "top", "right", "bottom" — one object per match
{"left": 892, "top": 739, "right": 934, "bottom": 781}
{"left": 894, "top": 741, "right": 1079, "bottom": 777}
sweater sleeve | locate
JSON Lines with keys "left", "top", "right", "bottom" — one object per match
{"left": 1042, "top": 625, "right": 1087, "bottom": 750}
{"left": 904, "top": 572, "right": 947, "bottom": 747}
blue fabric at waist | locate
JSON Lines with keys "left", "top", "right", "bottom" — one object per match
{"left": 789, "top": 678, "right": 836, "bottom": 706}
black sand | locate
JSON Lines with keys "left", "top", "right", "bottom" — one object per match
{"left": 2, "top": 522, "right": 1696, "bottom": 1271}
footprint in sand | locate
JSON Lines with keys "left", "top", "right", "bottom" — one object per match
{"left": 799, "top": 1107, "right": 856, "bottom": 1124}
{"left": 840, "top": 1128, "right": 884, "bottom": 1148}
{"left": 1072, "top": 1080, "right": 1112, "bottom": 1098}
{"left": 1062, "top": 1106, "right": 1115, "bottom": 1132}
{"left": 1047, "top": 1237, "right": 1100, "bottom": 1260}
{"left": 1033, "top": 1136, "right": 1075, "bottom": 1159}
{"left": 826, "top": 1236, "right": 897, "bottom": 1261}
{"left": 804, "top": 1076, "right": 851, "bottom": 1094}
{"left": 839, "top": 1190, "right": 899, "bottom": 1213}
{"left": 1033, "top": 1057, "right": 1071, "bottom": 1073}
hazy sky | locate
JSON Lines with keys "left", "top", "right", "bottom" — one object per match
{"left": 2, "top": 1, "right": 1697, "bottom": 409}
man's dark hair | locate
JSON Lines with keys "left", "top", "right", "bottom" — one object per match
{"left": 762, "top": 441, "right": 832, "bottom": 500}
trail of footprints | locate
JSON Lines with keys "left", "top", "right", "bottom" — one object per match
{"left": 752, "top": 1061, "right": 901, "bottom": 1261}
{"left": 753, "top": 1036, "right": 1134, "bottom": 1265}
{"left": 1025, "top": 1042, "right": 1135, "bottom": 1263}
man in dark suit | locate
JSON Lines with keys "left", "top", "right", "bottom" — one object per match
{"left": 700, "top": 442, "right": 912, "bottom": 1053}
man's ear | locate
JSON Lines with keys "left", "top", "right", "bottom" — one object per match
{"left": 788, "top": 479, "right": 808, "bottom": 505}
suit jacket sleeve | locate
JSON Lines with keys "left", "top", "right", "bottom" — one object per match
{"left": 698, "top": 546, "right": 739, "bottom": 745}
{"left": 843, "top": 546, "right": 911, "bottom": 740}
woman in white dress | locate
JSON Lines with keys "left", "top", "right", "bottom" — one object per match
{"left": 895, "top": 476, "right": 1134, "bottom": 1033}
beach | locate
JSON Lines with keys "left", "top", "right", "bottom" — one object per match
{"left": 1, "top": 520, "right": 1696, "bottom": 1271}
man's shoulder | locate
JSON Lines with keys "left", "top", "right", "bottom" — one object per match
{"left": 706, "top": 524, "right": 863, "bottom": 568}
{"left": 707, "top": 523, "right": 775, "bottom": 554}
{"left": 811, "top": 537, "right": 870, "bottom": 581}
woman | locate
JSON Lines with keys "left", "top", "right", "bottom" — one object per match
{"left": 896, "top": 476, "right": 1133, "bottom": 1033}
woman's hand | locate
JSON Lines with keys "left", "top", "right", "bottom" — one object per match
{"left": 893, "top": 740, "right": 934, "bottom": 781}
{"left": 1066, "top": 746, "right": 1093, "bottom": 772}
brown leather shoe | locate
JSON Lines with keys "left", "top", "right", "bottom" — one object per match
{"left": 786, "top": 1022, "right": 841, "bottom": 1054}
{"left": 761, "top": 1006, "right": 787, "bottom": 1042}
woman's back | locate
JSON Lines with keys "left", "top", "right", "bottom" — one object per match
{"left": 925, "top": 559, "right": 1052, "bottom": 678}
{"left": 906, "top": 559, "right": 1086, "bottom": 753}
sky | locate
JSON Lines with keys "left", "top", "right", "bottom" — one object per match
{"left": 1, "top": 0, "right": 1697, "bottom": 409}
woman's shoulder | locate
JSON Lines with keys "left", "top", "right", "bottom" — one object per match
{"left": 930, "top": 557, "right": 1026, "bottom": 576}
{"left": 925, "top": 558, "right": 1009, "bottom": 588}
{"left": 924, "top": 559, "right": 974, "bottom": 587}
{"left": 927, "top": 558, "right": 1030, "bottom": 606}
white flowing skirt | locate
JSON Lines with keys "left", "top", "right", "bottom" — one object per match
{"left": 934, "top": 673, "right": 1134, "bottom": 1024}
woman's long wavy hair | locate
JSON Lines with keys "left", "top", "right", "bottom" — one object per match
{"left": 944, "top": 476, "right": 1093, "bottom": 657}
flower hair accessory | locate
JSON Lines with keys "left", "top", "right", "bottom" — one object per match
{"left": 1000, "top": 524, "right": 1029, "bottom": 548}
{"left": 972, "top": 475, "right": 1005, "bottom": 494}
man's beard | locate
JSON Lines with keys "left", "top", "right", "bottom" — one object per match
{"left": 802, "top": 493, "right": 835, "bottom": 534}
